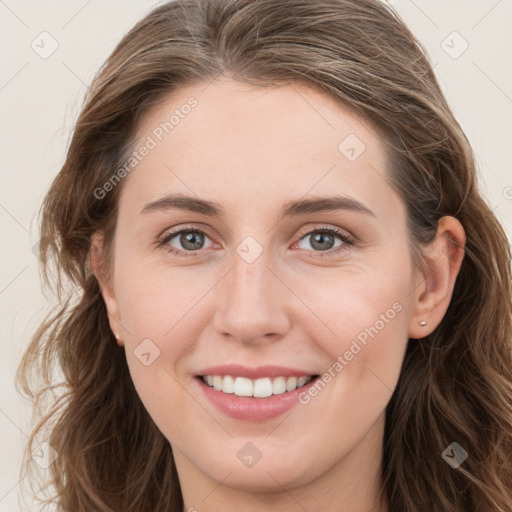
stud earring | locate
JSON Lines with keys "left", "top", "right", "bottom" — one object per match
{"left": 419, "top": 321, "right": 427, "bottom": 326}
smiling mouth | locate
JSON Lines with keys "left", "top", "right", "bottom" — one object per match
{"left": 196, "top": 374, "right": 320, "bottom": 398}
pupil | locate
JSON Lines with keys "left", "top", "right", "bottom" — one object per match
{"left": 311, "top": 232, "right": 334, "bottom": 250}
{"left": 182, "top": 232, "right": 203, "bottom": 250}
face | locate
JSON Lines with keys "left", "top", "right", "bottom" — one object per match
{"left": 97, "top": 77, "right": 422, "bottom": 497}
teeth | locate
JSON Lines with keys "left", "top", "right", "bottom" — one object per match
{"left": 222, "top": 375, "right": 235, "bottom": 393}
{"left": 253, "top": 378, "right": 273, "bottom": 398}
{"left": 201, "top": 375, "right": 314, "bottom": 397}
{"left": 234, "top": 377, "right": 253, "bottom": 397}
{"left": 273, "top": 376, "right": 287, "bottom": 395}
{"left": 286, "top": 376, "right": 297, "bottom": 391}
{"left": 213, "top": 375, "right": 223, "bottom": 391}
{"left": 297, "top": 376, "right": 310, "bottom": 387}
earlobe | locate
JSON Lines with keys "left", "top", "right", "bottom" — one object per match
{"left": 90, "top": 232, "right": 123, "bottom": 342}
{"left": 408, "top": 216, "right": 466, "bottom": 339}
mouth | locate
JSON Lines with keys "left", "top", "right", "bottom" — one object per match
{"left": 193, "top": 364, "right": 322, "bottom": 421}
{"left": 195, "top": 372, "right": 321, "bottom": 422}
{"left": 195, "top": 374, "right": 320, "bottom": 399}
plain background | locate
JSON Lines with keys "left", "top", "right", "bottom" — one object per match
{"left": 1, "top": 1, "right": 511, "bottom": 510}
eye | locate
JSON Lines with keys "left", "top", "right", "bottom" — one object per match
{"left": 158, "top": 227, "right": 214, "bottom": 257}
{"left": 295, "top": 226, "right": 353, "bottom": 257}
{"left": 157, "top": 224, "right": 354, "bottom": 258}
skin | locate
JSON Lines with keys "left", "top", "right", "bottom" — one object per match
{"left": 91, "top": 76, "right": 465, "bottom": 512}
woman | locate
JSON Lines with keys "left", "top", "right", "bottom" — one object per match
{"left": 16, "top": 0, "right": 512, "bottom": 510}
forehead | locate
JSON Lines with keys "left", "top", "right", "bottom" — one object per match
{"left": 119, "top": 77, "right": 396, "bottom": 219}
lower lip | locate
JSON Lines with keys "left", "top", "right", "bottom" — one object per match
{"left": 195, "top": 376, "right": 320, "bottom": 422}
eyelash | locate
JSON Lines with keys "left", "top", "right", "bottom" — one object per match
{"left": 157, "top": 225, "right": 355, "bottom": 259}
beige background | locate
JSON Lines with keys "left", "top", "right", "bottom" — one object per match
{"left": 1, "top": 1, "right": 511, "bottom": 510}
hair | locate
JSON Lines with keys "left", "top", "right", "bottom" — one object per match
{"left": 16, "top": 0, "right": 512, "bottom": 510}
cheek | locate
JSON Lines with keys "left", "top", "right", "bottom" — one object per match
{"left": 115, "top": 267, "right": 203, "bottom": 432}
{"left": 115, "top": 255, "right": 214, "bottom": 341}
{"left": 295, "top": 258, "right": 412, "bottom": 407}
{"left": 291, "top": 274, "right": 411, "bottom": 457}
{"left": 302, "top": 262, "right": 410, "bottom": 350}
{"left": 113, "top": 259, "right": 210, "bottom": 391}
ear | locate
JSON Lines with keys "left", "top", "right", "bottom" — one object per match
{"left": 90, "top": 232, "right": 124, "bottom": 346}
{"left": 408, "top": 216, "right": 466, "bottom": 339}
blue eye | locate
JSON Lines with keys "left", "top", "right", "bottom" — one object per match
{"left": 297, "top": 228, "right": 348, "bottom": 252}
{"left": 159, "top": 227, "right": 213, "bottom": 257}
{"left": 157, "top": 225, "right": 354, "bottom": 258}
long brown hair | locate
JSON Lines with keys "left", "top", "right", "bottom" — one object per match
{"left": 16, "top": 0, "right": 512, "bottom": 510}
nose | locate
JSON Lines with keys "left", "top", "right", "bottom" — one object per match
{"left": 212, "top": 248, "right": 291, "bottom": 346}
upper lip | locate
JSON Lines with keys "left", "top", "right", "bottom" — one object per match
{"left": 196, "top": 364, "right": 318, "bottom": 380}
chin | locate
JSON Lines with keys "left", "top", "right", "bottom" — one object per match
{"left": 200, "top": 447, "right": 326, "bottom": 492}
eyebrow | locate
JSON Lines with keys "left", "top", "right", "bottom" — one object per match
{"left": 141, "top": 193, "right": 376, "bottom": 219}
